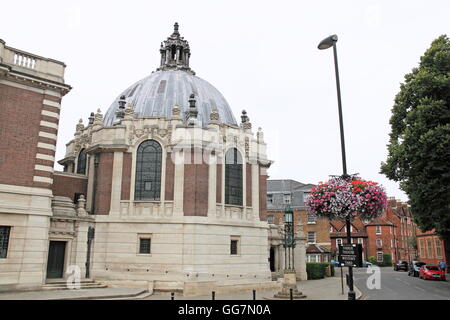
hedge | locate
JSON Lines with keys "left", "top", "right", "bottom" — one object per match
{"left": 368, "top": 254, "right": 392, "bottom": 267}
{"left": 306, "top": 262, "right": 334, "bottom": 280}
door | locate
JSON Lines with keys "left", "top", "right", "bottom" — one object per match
{"left": 269, "top": 246, "right": 276, "bottom": 272}
{"left": 47, "top": 241, "right": 66, "bottom": 279}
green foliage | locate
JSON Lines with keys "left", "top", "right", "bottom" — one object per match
{"left": 368, "top": 256, "right": 377, "bottom": 264}
{"left": 408, "top": 235, "right": 418, "bottom": 250}
{"left": 306, "top": 262, "right": 333, "bottom": 280}
{"left": 381, "top": 35, "right": 450, "bottom": 238}
{"left": 382, "top": 254, "right": 392, "bottom": 267}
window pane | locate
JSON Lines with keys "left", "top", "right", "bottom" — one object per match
{"left": 139, "top": 238, "right": 151, "bottom": 254}
{"left": 230, "top": 240, "right": 238, "bottom": 255}
{"left": 135, "top": 140, "right": 162, "bottom": 200}
{"left": 225, "top": 148, "right": 242, "bottom": 206}
{"left": 0, "top": 226, "right": 11, "bottom": 259}
{"left": 77, "top": 149, "right": 87, "bottom": 174}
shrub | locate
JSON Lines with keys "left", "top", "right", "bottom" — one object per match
{"left": 306, "top": 262, "right": 334, "bottom": 279}
{"left": 382, "top": 253, "right": 392, "bottom": 267}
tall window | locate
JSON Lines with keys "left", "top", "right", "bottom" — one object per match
{"left": 283, "top": 193, "right": 291, "bottom": 204}
{"left": 376, "top": 226, "right": 381, "bottom": 234}
{"left": 230, "top": 236, "right": 240, "bottom": 255}
{"left": 135, "top": 140, "right": 162, "bottom": 200}
{"left": 0, "top": 226, "right": 11, "bottom": 259}
{"left": 426, "top": 239, "right": 433, "bottom": 258}
{"left": 77, "top": 149, "right": 87, "bottom": 174}
{"left": 139, "top": 238, "right": 151, "bottom": 254}
{"left": 267, "top": 215, "right": 274, "bottom": 224}
{"left": 376, "top": 239, "right": 382, "bottom": 248}
{"left": 225, "top": 148, "right": 243, "bottom": 206}
{"left": 337, "top": 238, "right": 343, "bottom": 246}
{"left": 435, "top": 239, "right": 442, "bottom": 258}
{"left": 307, "top": 232, "right": 316, "bottom": 243}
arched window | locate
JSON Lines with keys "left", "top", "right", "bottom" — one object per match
{"left": 225, "top": 148, "right": 243, "bottom": 205}
{"left": 135, "top": 140, "right": 162, "bottom": 200}
{"left": 76, "top": 149, "right": 87, "bottom": 174}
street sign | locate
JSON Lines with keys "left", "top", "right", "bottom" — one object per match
{"left": 338, "top": 244, "right": 363, "bottom": 267}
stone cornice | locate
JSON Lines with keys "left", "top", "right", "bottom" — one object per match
{"left": 0, "top": 63, "right": 71, "bottom": 95}
{"left": 85, "top": 144, "right": 129, "bottom": 154}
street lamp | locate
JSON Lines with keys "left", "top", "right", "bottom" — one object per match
{"left": 284, "top": 205, "right": 294, "bottom": 270}
{"left": 318, "top": 34, "right": 356, "bottom": 300}
{"left": 273, "top": 205, "right": 306, "bottom": 299}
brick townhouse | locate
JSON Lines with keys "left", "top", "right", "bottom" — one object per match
{"left": 267, "top": 179, "right": 331, "bottom": 265}
{"left": 416, "top": 229, "right": 449, "bottom": 269}
{"left": 329, "top": 198, "right": 418, "bottom": 264}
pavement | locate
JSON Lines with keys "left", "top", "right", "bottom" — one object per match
{"left": 0, "top": 275, "right": 358, "bottom": 300}
{"left": 0, "top": 287, "right": 148, "bottom": 300}
{"left": 353, "top": 267, "right": 450, "bottom": 300}
{"left": 143, "top": 276, "right": 356, "bottom": 300}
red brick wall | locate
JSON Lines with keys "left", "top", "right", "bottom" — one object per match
{"left": 52, "top": 172, "right": 88, "bottom": 201}
{"left": 416, "top": 232, "right": 446, "bottom": 265}
{"left": 165, "top": 152, "right": 174, "bottom": 201}
{"left": 216, "top": 163, "right": 222, "bottom": 203}
{"left": 259, "top": 166, "right": 267, "bottom": 221}
{"left": 94, "top": 152, "right": 113, "bottom": 215}
{"left": 366, "top": 225, "right": 396, "bottom": 262}
{"left": 121, "top": 153, "right": 132, "bottom": 200}
{"left": 246, "top": 164, "right": 252, "bottom": 207}
{"left": 183, "top": 149, "right": 209, "bottom": 216}
{"left": 0, "top": 83, "right": 59, "bottom": 188}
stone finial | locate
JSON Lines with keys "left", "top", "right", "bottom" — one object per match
{"left": 76, "top": 194, "right": 87, "bottom": 216}
{"left": 93, "top": 108, "right": 103, "bottom": 128}
{"left": 116, "top": 95, "right": 126, "bottom": 120}
{"left": 95, "top": 108, "right": 103, "bottom": 122}
{"left": 76, "top": 118, "right": 84, "bottom": 132}
{"left": 241, "top": 110, "right": 252, "bottom": 130}
{"left": 172, "top": 22, "right": 180, "bottom": 36}
{"left": 172, "top": 104, "right": 181, "bottom": 117}
{"left": 124, "top": 102, "right": 134, "bottom": 119}
{"left": 88, "top": 112, "right": 95, "bottom": 125}
{"left": 186, "top": 93, "right": 199, "bottom": 126}
{"left": 209, "top": 107, "right": 220, "bottom": 122}
{"left": 257, "top": 127, "right": 264, "bottom": 142}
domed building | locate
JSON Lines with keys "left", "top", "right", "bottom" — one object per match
{"left": 51, "top": 23, "right": 277, "bottom": 295}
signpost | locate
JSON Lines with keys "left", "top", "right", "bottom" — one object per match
{"left": 338, "top": 244, "right": 363, "bottom": 268}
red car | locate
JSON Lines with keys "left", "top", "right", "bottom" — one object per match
{"left": 419, "top": 265, "right": 446, "bottom": 281}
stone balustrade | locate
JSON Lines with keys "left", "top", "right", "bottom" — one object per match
{"left": 0, "top": 39, "right": 66, "bottom": 83}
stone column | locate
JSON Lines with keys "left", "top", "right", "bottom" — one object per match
{"left": 85, "top": 155, "right": 96, "bottom": 213}
{"left": 251, "top": 163, "right": 259, "bottom": 220}
{"left": 173, "top": 150, "right": 184, "bottom": 217}
{"left": 207, "top": 152, "right": 216, "bottom": 217}
{"left": 109, "top": 152, "right": 123, "bottom": 215}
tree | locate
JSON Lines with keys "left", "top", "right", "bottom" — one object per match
{"left": 381, "top": 35, "right": 450, "bottom": 240}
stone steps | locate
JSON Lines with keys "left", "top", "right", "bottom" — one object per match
{"left": 42, "top": 279, "right": 107, "bottom": 290}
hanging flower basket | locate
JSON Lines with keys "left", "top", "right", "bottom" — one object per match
{"left": 305, "top": 175, "right": 387, "bottom": 221}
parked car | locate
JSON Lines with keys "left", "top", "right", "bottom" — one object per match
{"left": 408, "top": 261, "right": 426, "bottom": 277}
{"left": 394, "top": 260, "right": 409, "bottom": 271}
{"left": 419, "top": 265, "right": 446, "bottom": 281}
{"left": 362, "top": 260, "right": 373, "bottom": 267}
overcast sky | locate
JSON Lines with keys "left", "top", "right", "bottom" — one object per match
{"left": 1, "top": 0, "right": 448, "bottom": 201}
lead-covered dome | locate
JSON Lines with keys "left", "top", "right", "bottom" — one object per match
{"left": 103, "top": 70, "right": 237, "bottom": 127}
{"left": 103, "top": 23, "right": 237, "bottom": 127}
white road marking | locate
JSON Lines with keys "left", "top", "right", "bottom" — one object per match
{"left": 414, "top": 286, "right": 425, "bottom": 291}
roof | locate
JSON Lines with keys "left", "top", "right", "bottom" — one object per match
{"left": 267, "top": 179, "right": 315, "bottom": 210}
{"left": 306, "top": 244, "right": 331, "bottom": 253}
{"left": 104, "top": 70, "right": 237, "bottom": 127}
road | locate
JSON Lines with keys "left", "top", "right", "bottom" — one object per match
{"left": 352, "top": 266, "right": 450, "bottom": 300}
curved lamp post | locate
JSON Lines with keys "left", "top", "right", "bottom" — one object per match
{"left": 318, "top": 34, "right": 356, "bottom": 300}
